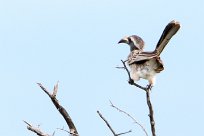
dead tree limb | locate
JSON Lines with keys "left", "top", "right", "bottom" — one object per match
{"left": 37, "top": 82, "right": 79, "bottom": 136}
{"left": 97, "top": 111, "right": 132, "bottom": 136}
{"left": 118, "top": 60, "right": 156, "bottom": 136}
{"left": 23, "top": 120, "right": 51, "bottom": 136}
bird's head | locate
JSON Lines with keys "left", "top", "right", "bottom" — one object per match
{"left": 118, "top": 35, "right": 145, "bottom": 51}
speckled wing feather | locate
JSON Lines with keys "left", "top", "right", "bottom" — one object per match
{"left": 128, "top": 50, "right": 158, "bottom": 65}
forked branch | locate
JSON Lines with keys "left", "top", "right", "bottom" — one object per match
{"left": 110, "top": 101, "right": 148, "bottom": 136}
{"left": 118, "top": 60, "right": 156, "bottom": 136}
{"left": 37, "top": 82, "right": 79, "bottom": 136}
{"left": 97, "top": 111, "right": 132, "bottom": 136}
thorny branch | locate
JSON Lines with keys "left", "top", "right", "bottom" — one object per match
{"left": 110, "top": 101, "right": 148, "bottom": 136}
{"left": 118, "top": 60, "right": 156, "bottom": 136}
{"left": 97, "top": 111, "right": 132, "bottom": 136}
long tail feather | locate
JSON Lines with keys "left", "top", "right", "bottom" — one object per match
{"left": 155, "top": 20, "right": 180, "bottom": 56}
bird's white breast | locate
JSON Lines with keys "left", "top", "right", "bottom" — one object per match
{"left": 129, "top": 60, "right": 157, "bottom": 81}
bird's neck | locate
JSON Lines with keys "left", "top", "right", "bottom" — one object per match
{"left": 129, "top": 44, "right": 137, "bottom": 51}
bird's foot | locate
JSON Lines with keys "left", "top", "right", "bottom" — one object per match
{"left": 128, "top": 78, "right": 134, "bottom": 85}
{"left": 146, "top": 84, "right": 153, "bottom": 91}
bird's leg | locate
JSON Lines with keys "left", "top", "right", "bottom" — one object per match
{"left": 146, "top": 78, "right": 155, "bottom": 91}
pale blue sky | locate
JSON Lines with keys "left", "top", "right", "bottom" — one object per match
{"left": 0, "top": 0, "right": 204, "bottom": 136}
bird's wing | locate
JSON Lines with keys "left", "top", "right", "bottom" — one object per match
{"left": 128, "top": 51, "right": 158, "bottom": 65}
{"left": 155, "top": 20, "right": 181, "bottom": 56}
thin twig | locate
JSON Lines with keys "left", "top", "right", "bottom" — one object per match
{"left": 23, "top": 120, "right": 51, "bottom": 136}
{"left": 110, "top": 101, "right": 148, "bottom": 136}
{"left": 37, "top": 82, "right": 79, "bottom": 136}
{"left": 115, "top": 66, "right": 125, "bottom": 69}
{"left": 117, "top": 130, "right": 132, "bottom": 136}
{"left": 57, "top": 127, "right": 79, "bottom": 136}
{"left": 97, "top": 111, "right": 117, "bottom": 136}
{"left": 97, "top": 111, "right": 132, "bottom": 136}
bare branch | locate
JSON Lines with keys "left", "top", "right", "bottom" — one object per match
{"left": 117, "top": 60, "right": 147, "bottom": 91}
{"left": 37, "top": 83, "right": 52, "bottom": 96}
{"left": 97, "top": 111, "right": 117, "bottom": 136}
{"left": 118, "top": 60, "right": 156, "bottom": 136}
{"left": 146, "top": 89, "right": 156, "bottom": 136}
{"left": 97, "top": 111, "right": 131, "bottom": 136}
{"left": 110, "top": 101, "right": 148, "bottom": 136}
{"left": 23, "top": 120, "right": 51, "bottom": 136}
{"left": 37, "top": 82, "right": 79, "bottom": 136}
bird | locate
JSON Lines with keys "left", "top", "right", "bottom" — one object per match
{"left": 118, "top": 20, "right": 180, "bottom": 89}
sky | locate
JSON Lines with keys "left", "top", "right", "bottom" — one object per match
{"left": 0, "top": 0, "right": 204, "bottom": 136}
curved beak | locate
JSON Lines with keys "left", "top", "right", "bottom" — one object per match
{"left": 118, "top": 37, "right": 129, "bottom": 44}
